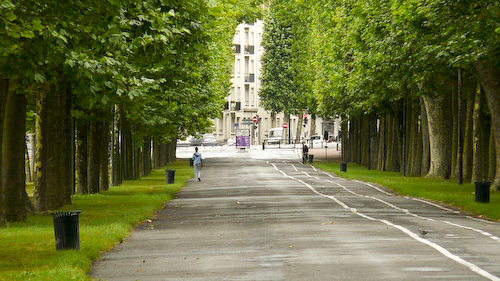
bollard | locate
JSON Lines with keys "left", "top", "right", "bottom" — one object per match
{"left": 262, "top": 141, "right": 265, "bottom": 150}
{"left": 51, "top": 211, "right": 82, "bottom": 251}
{"left": 340, "top": 162, "right": 347, "bottom": 172}
{"left": 475, "top": 181, "right": 491, "bottom": 203}
{"left": 166, "top": 169, "right": 176, "bottom": 184}
{"left": 308, "top": 154, "right": 314, "bottom": 163}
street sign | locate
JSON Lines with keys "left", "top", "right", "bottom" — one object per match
{"left": 282, "top": 122, "right": 288, "bottom": 129}
{"left": 253, "top": 116, "right": 257, "bottom": 123}
{"left": 241, "top": 118, "right": 254, "bottom": 125}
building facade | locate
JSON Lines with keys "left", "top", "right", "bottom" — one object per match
{"left": 211, "top": 20, "right": 286, "bottom": 144}
{"left": 212, "top": 20, "right": 340, "bottom": 144}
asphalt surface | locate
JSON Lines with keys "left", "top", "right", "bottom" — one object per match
{"left": 89, "top": 146, "right": 500, "bottom": 281}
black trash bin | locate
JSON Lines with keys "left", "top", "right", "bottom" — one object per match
{"left": 51, "top": 211, "right": 82, "bottom": 251}
{"left": 308, "top": 154, "right": 314, "bottom": 163}
{"left": 340, "top": 162, "right": 347, "bottom": 172}
{"left": 189, "top": 158, "right": 194, "bottom": 166}
{"left": 475, "top": 181, "right": 491, "bottom": 203}
{"left": 166, "top": 169, "right": 176, "bottom": 184}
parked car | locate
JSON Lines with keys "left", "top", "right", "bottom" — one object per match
{"left": 268, "top": 128, "right": 283, "bottom": 144}
{"left": 203, "top": 134, "right": 218, "bottom": 146}
{"left": 226, "top": 138, "right": 235, "bottom": 146}
{"left": 190, "top": 136, "right": 203, "bottom": 146}
{"left": 177, "top": 136, "right": 191, "bottom": 147}
{"left": 310, "top": 135, "right": 325, "bottom": 148}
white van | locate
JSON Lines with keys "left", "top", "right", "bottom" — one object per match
{"left": 268, "top": 128, "right": 284, "bottom": 144}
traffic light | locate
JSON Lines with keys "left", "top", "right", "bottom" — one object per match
{"left": 304, "top": 114, "right": 308, "bottom": 125}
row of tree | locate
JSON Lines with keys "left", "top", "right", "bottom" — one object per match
{"left": 260, "top": 0, "right": 500, "bottom": 189}
{"left": 0, "top": 0, "right": 264, "bottom": 224}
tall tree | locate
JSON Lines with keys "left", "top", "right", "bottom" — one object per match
{"left": 2, "top": 85, "right": 29, "bottom": 222}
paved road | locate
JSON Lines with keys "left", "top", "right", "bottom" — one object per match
{"left": 90, "top": 147, "right": 500, "bottom": 281}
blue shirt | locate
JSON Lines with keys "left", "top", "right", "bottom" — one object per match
{"left": 193, "top": 152, "right": 202, "bottom": 164}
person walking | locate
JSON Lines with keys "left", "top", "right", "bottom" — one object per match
{"left": 302, "top": 144, "right": 309, "bottom": 164}
{"left": 192, "top": 147, "right": 202, "bottom": 182}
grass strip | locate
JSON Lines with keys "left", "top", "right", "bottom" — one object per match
{"left": 0, "top": 161, "right": 192, "bottom": 281}
{"left": 313, "top": 160, "right": 500, "bottom": 222}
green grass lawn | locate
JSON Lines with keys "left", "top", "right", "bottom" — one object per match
{"left": 0, "top": 161, "right": 192, "bottom": 281}
{"left": 313, "top": 160, "right": 500, "bottom": 222}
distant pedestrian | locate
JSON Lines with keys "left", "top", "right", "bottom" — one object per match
{"left": 193, "top": 147, "right": 202, "bottom": 182}
{"left": 302, "top": 144, "right": 309, "bottom": 163}
{"left": 324, "top": 131, "right": 329, "bottom": 142}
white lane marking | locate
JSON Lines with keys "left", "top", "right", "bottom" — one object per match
{"left": 353, "top": 180, "right": 393, "bottom": 196}
{"left": 411, "top": 197, "right": 461, "bottom": 214}
{"left": 443, "top": 221, "right": 500, "bottom": 242}
{"left": 271, "top": 163, "right": 500, "bottom": 281}
{"left": 294, "top": 163, "right": 500, "bottom": 242}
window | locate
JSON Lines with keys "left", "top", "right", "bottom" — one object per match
{"left": 234, "top": 31, "right": 240, "bottom": 44}
{"left": 245, "top": 86, "right": 249, "bottom": 105}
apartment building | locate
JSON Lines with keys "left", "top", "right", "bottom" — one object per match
{"left": 212, "top": 20, "right": 340, "bottom": 144}
{"left": 211, "top": 20, "right": 288, "bottom": 144}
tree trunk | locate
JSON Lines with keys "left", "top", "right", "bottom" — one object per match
{"left": 489, "top": 126, "right": 496, "bottom": 181}
{"left": 143, "top": 136, "right": 152, "bottom": 176}
{"left": 76, "top": 120, "right": 89, "bottom": 194}
{"left": 59, "top": 80, "right": 72, "bottom": 204}
{"left": 123, "top": 119, "right": 134, "bottom": 180}
{"left": 296, "top": 113, "right": 303, "bottom": 144}
{"left": 472, "top": 83, "right": 483, "bottom": 182}
{"left": 88, "top": 120, "right": 103, "bottom": 194}
{"left": 422, "top": 94, "right": 453, "bottom": 179}
{"left": 112, "top": 104, "right": 123, "bottom": 186}
{"left": 34, "top": 90, "right": 64, "bottom": 212}
{"left": 377, "top": 115, "right": 387, "bottom": 171}
{"left": 33, "top": 81, "right": 73, "bottom": 211}
{"left": 100, "top": 120, "right": 110, "bottom": 192}
{"left": 463, "top": 87, "right": 475, "bottom": 183}
{"left": 367, "top": 113, "right": 377, "bottom": 170}
{"left": 0, "top": 78, "right": 7, "bottom": 223}
{"left": 341, "top": 118, "right": 348, "bottom": 161}
{"left": 475, "top": 61, "right": 500, "bottom": 190}
{"left": 420, "top": 99, "right": 430, "bottom": 176}
{"left": 450, "top": 88, "right": 459, "bottom": 179}
{"left": 385, "top": 113, "right": 401, "bottom": 172}
{"left": 2, "top": 88, "right": 29, "bottom": 222}
{"left": 407, "top": 101, "right": 423, "bottom": 176}
{"left": 311, "top": 114, "right": 316, "bottom": 141}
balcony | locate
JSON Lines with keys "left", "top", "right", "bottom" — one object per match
{"left": 244, "top": 74, "right": 255, "bottom": 83}
{"left": 244, "top": 45, "right": 255, "bottom": 55}
{"left": 225, "top": 101, "right": 241, "bottom": 111}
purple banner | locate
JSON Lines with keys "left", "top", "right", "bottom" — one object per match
{"left": 236, "top": 129, "right": 250, "bottom": 148}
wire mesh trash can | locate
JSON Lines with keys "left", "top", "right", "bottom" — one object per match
{"left": 340, "top": 162, "right": 347, "bottom": 172}
{"left": 51, "top": 211, "right": 82, "bottom": 251}
{"left": 166, "top": 169, "right": 176, "bottom": 184}
{"left": 475, "top": 181, "right": 491, "bottom": 203}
